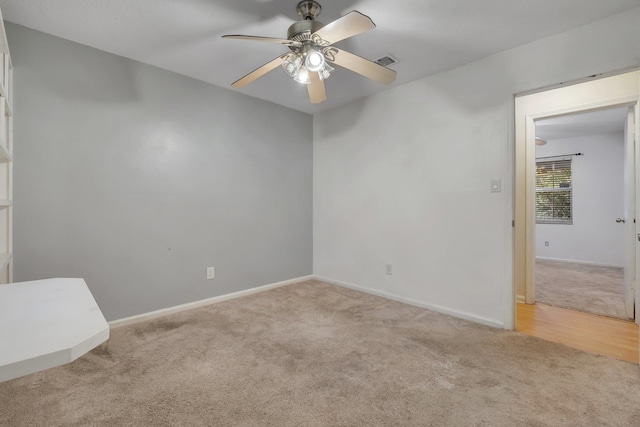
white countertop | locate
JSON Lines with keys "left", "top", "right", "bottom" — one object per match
{"left": 0, "top": 278, "right": 109, "bottom": 382}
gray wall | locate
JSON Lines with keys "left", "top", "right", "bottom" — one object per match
{"left": 535, "top": 132, "right": 625, "bottom": 267}
{"left": 6, "top": 23, "right": 313, "bottom": 321}
{"left": 313, "top": 8, "right": 640, "bottom": 328}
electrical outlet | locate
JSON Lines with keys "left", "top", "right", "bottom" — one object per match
{"left": 545, "top": 241, "right": 549, "bottom": 247}
{"left": 385, "top": 264, "right": 393, "bottom": 275}
{"left": 207, "top": 267, "right": 215, "bottom": 280}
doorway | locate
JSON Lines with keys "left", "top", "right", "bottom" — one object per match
{"left": 534, "top": 107, "right": 631, "bottom": 320}
{"left": 513, "top": 70, "right": 640, "bottom": 363}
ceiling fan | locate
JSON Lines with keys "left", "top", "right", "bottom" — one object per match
{"left": 222, "top": 0, "right": 397, "bottom": 104}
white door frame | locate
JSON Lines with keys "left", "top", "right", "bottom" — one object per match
{"left": 624, "top": 106, "right": 637, "bottom": 320}
{"left": 635, "top": 100, "right": 640, "bottom": 323}
{"left": 513, "top": 71, "right": 640, "bottom": 326}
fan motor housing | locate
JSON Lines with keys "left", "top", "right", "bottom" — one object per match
{"left": 287, "top": 20, "right": 325, "bottom": 41}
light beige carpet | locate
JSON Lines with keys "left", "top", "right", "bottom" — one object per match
{"left": 2, "top": 280, "right": 640, "bottom": 426}
{"left": 536, "top": 259, "right": 629, "bottom": 319}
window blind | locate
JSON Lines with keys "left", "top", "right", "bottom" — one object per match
{"left": 535, "top": 157, "right": 572, "bottom": 224}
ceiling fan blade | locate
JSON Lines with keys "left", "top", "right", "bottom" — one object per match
{"left": 330, "top": 48, "right": 396, "bottom": 85}
{"left": 232, "top": 54, "right": 289, "bottom": 88}
{"left": 222, "top": 35, "right": 301, "bottom": 48}
{"left": 307, "top": 72, "right": 327, "bottom": 104}
{"left": 312, "top": 11, "right": 375, "bottom": 44}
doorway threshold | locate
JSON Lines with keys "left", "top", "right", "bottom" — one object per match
{"left": 516, "top": 302, "right": 638, "bottom": 363}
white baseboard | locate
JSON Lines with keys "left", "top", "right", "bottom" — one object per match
{"left": 108, "top": 275, "right": 314, "bottom": 328}
{"left": 109, "top": 274, "right": 505, "bottom": 330}
{"left": 535, "top": 256, "right": 623, "bottom": 268}
{"left": 516, "top": 294, "right": 525, "bottom": 303}
{"left": 313, "top": 275, "right": 504, "bottom": 329}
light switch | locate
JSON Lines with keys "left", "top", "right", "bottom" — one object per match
{"left": 490, "top": 179, "right": 502, "bottom": 193}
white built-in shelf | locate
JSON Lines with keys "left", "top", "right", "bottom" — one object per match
{"left": 0, "top": 138, "right": 10, "bottom": 163}
{"left": 0, "top": 278, "right": 110, "bottom": 382}
{"left": 0, "top": 3, "right": 12, "bottom": 286}
{"left": 0, "top": 12, "right": 9, "bottom": 56}
{"left": 0, "top": 83, "right": 11, "bottom": 112}
{"left": 0, "top": 252, "right": 10, "bottom": 273}
{"left": 4, "top": 96, "right": 11, "bottom": 117}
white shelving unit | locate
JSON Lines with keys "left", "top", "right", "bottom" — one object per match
{"left": 0, "top": 8, "right": 109, "bottom": 382}
{"left": 0, "top": 6, "right": 12, "bottom": 285}
{"left": 0, "top": 278, "right": 110, "bottom": 382}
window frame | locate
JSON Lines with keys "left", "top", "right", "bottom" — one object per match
{"left": 535, "top": 157, "right": 573, "bottom": 225}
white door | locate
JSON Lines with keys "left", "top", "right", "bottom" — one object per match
{"left": 623, "top": 106, "right": 636, "bottom": 320}
{"left": 635, "top": 97, "right": 640, "bottom": 325}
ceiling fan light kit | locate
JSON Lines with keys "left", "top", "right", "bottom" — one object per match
{"left": 305, "top": 50, "right": 324, "bottom": 72}
{"left": 222, "top": 0, "right": 397, "bottom": 104}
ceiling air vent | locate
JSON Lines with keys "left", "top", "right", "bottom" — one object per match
{"left": 374, "top": 54, "right": 399, "bottom": 67}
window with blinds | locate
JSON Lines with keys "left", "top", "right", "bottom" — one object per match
{"left": 536, "top": 157, "right": 572, "bottom": 224}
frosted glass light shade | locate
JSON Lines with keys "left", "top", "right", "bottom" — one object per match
{"left": 294, "top": 66, "right": 311, "bottom": 84}
{"left": 282, "top": 55, "right": 303, "bottom": 78}
{"left": 318, "top": 63, "right": 334, "bottom": 80}
{"left": 305, "top": 50, "right": 325, "bottom": 72}
{"left": 282, "top": 51, "right": 333, "bottom": 85}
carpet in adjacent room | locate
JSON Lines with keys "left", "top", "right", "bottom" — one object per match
{"left": 535, "top": 259, "right": 628, "bottom": 319}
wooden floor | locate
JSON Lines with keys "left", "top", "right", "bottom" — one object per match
{"left": 516, "top": 302, "right": 639, "bottom": 364}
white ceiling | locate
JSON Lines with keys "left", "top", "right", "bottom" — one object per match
{"left": 536, "top": 107, "right": 629, "bottom": 141}
{"left": 2, "top": 0, "right": 640, "bottom": 114}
